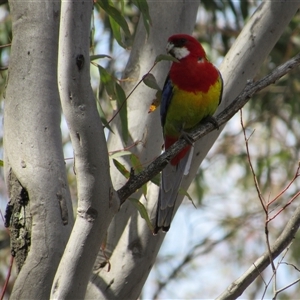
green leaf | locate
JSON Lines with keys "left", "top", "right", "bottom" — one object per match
{"left": 130, "top": 154, "right": 147, "bottom": 196}
{"left": 142, "top": 73, "right": 161, "bottom": 91}
{"left": 0, "top": 160, "right": 3, "bottom": 167}
{"left": 97, "top": 100, "right": 114, "bottom": 133}
{"left": 97, "top": 65, "right": 116, "bottom": 99}
{"left": 113, "top": 159, "right": 130, "bottom": 179}
{"left": 129, "top": 198, "right": 154, "bottom": 231}
{"left": 120, "top": 0, "right": 125, "bottom": 13}
{"left": 110, "top": 151, "right": 132, "bottom": 160}
{"left": 90, "top": 54, "right": 112, "bottom": 61}
{"left": 97, "top": 64, "right": 113, "bottom": 84}
{"left": 240, "top": 0, "right": 249, "bottom": 20}
{"left": 97, "top": 65, "right": 128, "bottom": 143}
{"left": 98, "top": 0, "right": 131, "bottom": 48}
{"left": 109, "top": 16, "right": 126, "bottom": 48}
{"left": 150, "top": 174, "right": 160, "bottom": 186}
{"left": 155, "top": 54, "right": 179, "bottom": 64}
{"left": 179, "top": 188, "right": 196, "bottom": 209}
{"left": 132, "top": 0, "right": 152, "bottom": 36}
{"left": 130, "top": 153, "right": 143, "bottom": 173}
{"left": 115, "top": 82, "right": 128, "bottom": 144}
{"left": 141, "top": 184, "right": 147, "bottom": 198}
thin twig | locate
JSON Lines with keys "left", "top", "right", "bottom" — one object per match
{"left": 240, "top": 110, "right": 266, "bottom": 212}
{"left": 280, "top": 261, "right": 300, "bottom": 273}
{"left": 216, "top": 54, "right": 300, "bottom": 300}
{"left": 273, "top": 278, "right": 300, "bottom": 299}
{"left": 240, "top": 110, "right": 277, "bottom": 288}
{"left": 0, "top": 255, "right": 14, "bottom": 300}
{"left": 262, "top": 242, "right": 293, "bottom": 299}
{"left": 272, "top": 246, "right": 300, "bottom": 298}
{"left": 267, "top": 163, "right": 300, "bottom": 207}
{"left": 217, "top": 203, "right": 300, "bottom": 300}
{"left": 266, "top": 163, "right": 300, "bottom": 222}
{"left": 107, "top": 63, "right": 157, "bottom": 125}
{"left": 267, "top": 190, "right": 300, "bottom": 222}
{"left": 108, "top": 139, "right": 144, "bottom": 155}
{"left": 0, "top": 43, "right": 11, "bottom": 48}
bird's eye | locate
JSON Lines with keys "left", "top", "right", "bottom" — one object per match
{"left": 179, "top": 38, "right": 186, "bottom": 45}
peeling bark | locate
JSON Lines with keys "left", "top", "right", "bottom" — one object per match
{"left": 5, "top": 168, "right": 31, "bottom": 272}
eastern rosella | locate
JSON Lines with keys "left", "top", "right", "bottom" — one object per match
{"left": 154, "top": 34, "right": 223, "bottom": 233}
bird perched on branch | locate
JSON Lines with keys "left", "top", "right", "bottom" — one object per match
{"left": 154, "top": 34, "right": 223, "bottom": 234}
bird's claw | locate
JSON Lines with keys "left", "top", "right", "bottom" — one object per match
{"left": 179, "top": 130, "right": 195, "bottom": 145}
{"left": 204, "top": 115, "right": 219, "bottom": 130}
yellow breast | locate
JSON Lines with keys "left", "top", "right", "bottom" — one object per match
{"left": 164, "top": 78, "right": 222, "bottom": 137}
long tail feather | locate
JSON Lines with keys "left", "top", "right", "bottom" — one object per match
{"left": 154, "top": 148, "right": 192, "bottom": 233}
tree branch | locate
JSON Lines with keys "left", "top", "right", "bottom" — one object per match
{"left": 117, "top": 53, "right": 300, "bottom": 204}
{"left": 216, "top": 202, "right": 300, "bottom": 300}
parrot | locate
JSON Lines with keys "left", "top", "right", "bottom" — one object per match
{"left": 154, "top": 34, "right": 223, "bottom": 234}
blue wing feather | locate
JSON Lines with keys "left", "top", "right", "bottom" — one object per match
{"left": 160, "top": 75, "right": 173, "bottom": 127}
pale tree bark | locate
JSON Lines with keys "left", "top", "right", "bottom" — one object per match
{"left": 4, "top": 0, "right": 73, "bottom": 299}
{"left": 86, "top": 1, "right": 300, "bottom": 299}
{"left": 51, "top": 0, "right": 119, "bottom": 299}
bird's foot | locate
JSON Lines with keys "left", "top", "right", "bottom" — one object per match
{"left": 179, "top": 130, "right": 195, "bottom": 145}
{"left": 204, "top": 115, "right": 219, "bottom": 130}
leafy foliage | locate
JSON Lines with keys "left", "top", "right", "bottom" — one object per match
{"left": 97, "top": 0, "right": 132, "bottom": 48}
{"left": 129, "top": 198, "right": 153, "bottom": 231}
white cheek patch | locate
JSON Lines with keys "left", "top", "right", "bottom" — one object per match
{"left": 172, "top": 46, "right": 190, "bottom": 60}
{"left": 166, "top": 42, "right": 174, "bottom": 53}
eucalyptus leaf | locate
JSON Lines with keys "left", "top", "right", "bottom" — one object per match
{"left": 155, "top": 54, "right": 179, "bottom": 64}
{"left": 129, "top": 198, "right": 154, "bottom": 231}
{"left": 142, "top": 73, "right": 161, "bottom": 91}
{"left": 113, "top": 159, "right": 130, "bottom": 179}
{"left": 115, "top": 82, "right": 129, "bottom": 144}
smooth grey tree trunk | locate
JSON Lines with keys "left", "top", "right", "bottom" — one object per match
{"left": 51, "top": 0, "right": 119, "bottom": 298}
{"left": 4, "top": 1, "right": 73, "bottom": 299}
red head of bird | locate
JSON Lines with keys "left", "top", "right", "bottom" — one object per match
{"left": 166, "top": 34, "right": 207, "bottom": 62}
{"left": 165, "top": 34, "right": 218, "bottom": 94}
